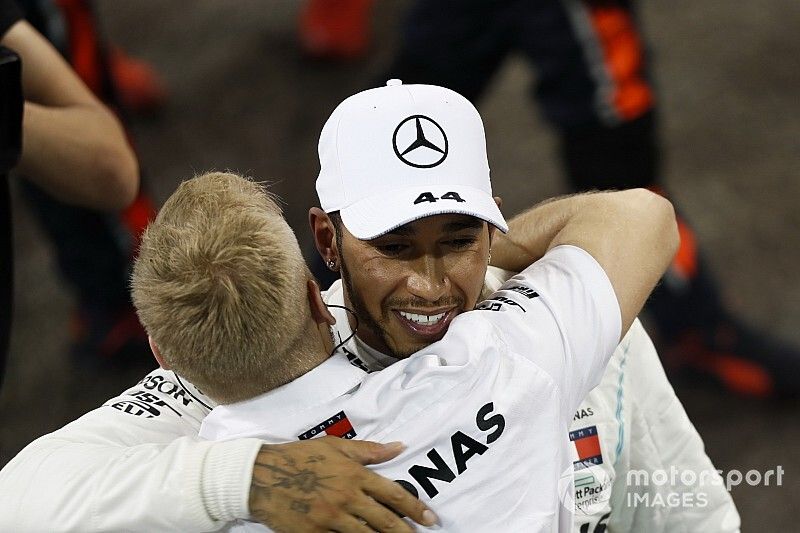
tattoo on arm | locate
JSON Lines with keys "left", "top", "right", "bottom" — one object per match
{"left": 250, "top": 446, "right": 337, "bottom": 518}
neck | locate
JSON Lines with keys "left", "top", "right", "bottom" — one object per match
{"left": 318, "top": 316, "right": 335, "bottom": 355}
{"left": 271, "top": 319, "right": 332, "bottom": 391}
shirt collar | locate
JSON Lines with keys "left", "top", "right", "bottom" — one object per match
{"left": 202, "top": 352, "right": 367, "bottom": 439}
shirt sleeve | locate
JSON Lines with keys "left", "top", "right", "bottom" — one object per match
{"left": 0, "top": 369, "right": 260, "bottom": 532}
{"left": 475, "top": 245, "right": 621, "bottom": 415}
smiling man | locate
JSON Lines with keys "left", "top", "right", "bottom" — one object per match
{"left": 0, "top": 82, "right": 740, "bottom": 532}
{"left": 331, "top": 213, "right": 487, "bottom": 357}
{"left": 308, "top": 80, "right": 507, "bottom": 362}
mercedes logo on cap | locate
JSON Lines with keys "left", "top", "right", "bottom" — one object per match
{"left": 392, "top": 115, "right": 449, "bottom": 168}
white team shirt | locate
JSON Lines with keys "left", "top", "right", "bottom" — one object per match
{"left": 200, "top": 245, "right": 622, "bottom": 532}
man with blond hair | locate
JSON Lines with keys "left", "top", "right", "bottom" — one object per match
{"left": 130, "top": 168, "right": 676, "bottom": 531}
{"left": 132, "top": 172, "right": 318, "bottom": 403}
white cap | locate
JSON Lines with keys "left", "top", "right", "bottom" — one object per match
{"left": 316, "top": 81, "right": 508, "bottom": 240}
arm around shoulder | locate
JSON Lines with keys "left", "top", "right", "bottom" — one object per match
{"left": 548, "top": 189, "right": 679, "bottom": 336}
{"left": 491, "top": 189, "right": 678, "bottom": 336}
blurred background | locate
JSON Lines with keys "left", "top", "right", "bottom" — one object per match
{"left": 1, "top": 0, "right": 798, "bottom": 530}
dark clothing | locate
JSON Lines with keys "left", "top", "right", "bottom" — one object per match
{"left": 0, "top": 0, "right": 21, "bottom": 34}
{"left": 386, "top": 0, "right": 658, "bottom": 191}
{"left": 0, "top": 0, "right": 23, "bottom": 388}
{"left": 19, "top": 182, "right": 133, "bottom": 311}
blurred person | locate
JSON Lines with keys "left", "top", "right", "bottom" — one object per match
{"left": 0, "top": 0, "right": 138, "bottom": 384}
{"left": 299, "top": 0, "right": 374, "bottom": 60}
{"left": 0, "top": 83, "right": 739, "bottom": 532}
{"left": 303, "top": 0, "right": 800, "bottom": 398}
{"left": 141, "top": 166, "right": 669, "bottom": 533}
{"left": 16, "top": 0, "right": 162, "bottom": 370}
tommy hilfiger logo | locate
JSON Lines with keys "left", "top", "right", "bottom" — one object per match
{"left": 570, "top": 425, "right": 603, "bottom": 470}
{"left": 298, "top": 411, "right": 357, "bottom": 440}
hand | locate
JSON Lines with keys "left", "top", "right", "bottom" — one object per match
{"left": 249, "top": 437, "right": 438, "bottom": 532}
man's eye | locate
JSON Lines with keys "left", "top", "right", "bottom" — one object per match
{"left": 446, "top": 238, "right": 477, "bottom": 249}
{"left": 377, "top": 244, "right": 408, "bottom": 255}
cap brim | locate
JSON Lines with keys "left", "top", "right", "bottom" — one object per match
{"left": 338, "top": 185, "right": 508, "bottom": 240}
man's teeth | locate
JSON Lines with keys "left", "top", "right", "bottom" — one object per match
{"left": 398, "top": 311, "right": 447, "bottom": 326}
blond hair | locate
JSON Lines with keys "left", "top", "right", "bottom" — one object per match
{"left": 132, "top": 171, "right": 315, "bottom": 404}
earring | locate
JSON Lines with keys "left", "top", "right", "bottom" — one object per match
{"left": 326, "top": 258, "right": 338, "bottom": 271}
{"left": 487, "top": 250, "right": 492, "bottom": 264}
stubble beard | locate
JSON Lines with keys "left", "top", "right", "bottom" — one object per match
{"left": 339, "top": 258, "right": 476, "bottom": 359}
{"left": 338, "top": 259, "right": 406, "bottom": 358}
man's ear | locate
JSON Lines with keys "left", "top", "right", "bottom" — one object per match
{"left": 307, "top": 279, "right": 336, "bottom": 326}
{"left": 148, "top": 336, "right": 170, "bottom": 370}
{"left": 493, "top": 196, "right": 503, "bottom": 209}
{"left": 309, "top": 207, "right": 339, "bottom": 265}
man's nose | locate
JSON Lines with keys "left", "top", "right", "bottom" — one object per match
{"left": 406, "top": 256, "right": 449, "bottom": 302}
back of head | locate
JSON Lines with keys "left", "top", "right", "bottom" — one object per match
{"left": 132, "top": 171, "right": 311, "bottom": 404}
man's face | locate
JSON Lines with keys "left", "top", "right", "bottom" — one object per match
{"left": 338, "top": 214, "right": 492, "bottom": 358}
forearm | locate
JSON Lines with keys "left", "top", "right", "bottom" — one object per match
{"left": 2, "top": 19, "right": 139, "bottom": 210}
{"left": 490, "top": 192, "right": 591, "bottom": 273}
{"left": 0, "top": 434, "right": 261, "bottom": 532}
{"left": 0, "top": 369, "right": 235, "bottom": 531}
{"left": 18, "top": 102, "right": 139, "bottom": 210}
{"left": 491, "top": 189, "right": 678, "bottom": 333}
